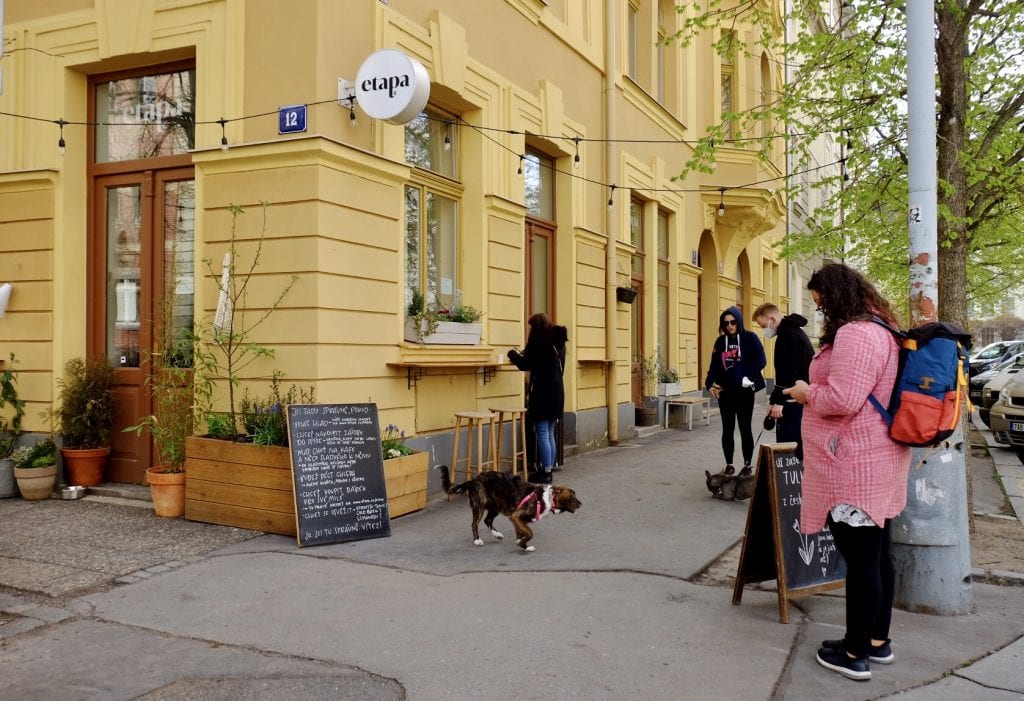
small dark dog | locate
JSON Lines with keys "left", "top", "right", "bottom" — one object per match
{"left": 705, "top": 468, "right": 756, "bottom": 501}
{"left": 438, "top": 466, "right": 581, "bottom": 552}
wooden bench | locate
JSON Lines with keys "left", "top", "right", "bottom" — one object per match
{"left": 663, "top": 396, "right": 711, "bottom": 430}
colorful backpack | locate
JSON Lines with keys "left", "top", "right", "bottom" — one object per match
{"left": 868, "top": 319, "right": 972, "bottom": 448}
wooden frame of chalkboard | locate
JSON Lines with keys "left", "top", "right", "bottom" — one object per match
{"left": 731, "top": 442, "right": 846, "bottom": 623}
{"left": 286, "top": 403, "right": 392, "bottom": 547}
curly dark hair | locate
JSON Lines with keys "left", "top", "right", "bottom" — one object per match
{"left": 808, "top": 263, "right": 899, "bottom": 346}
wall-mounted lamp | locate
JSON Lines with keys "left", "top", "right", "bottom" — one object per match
{"left": 0, "top": 283, "right": 12, "bottom": 317}
{"left": 717, "top": 189, "right": 726, "bottom": 217}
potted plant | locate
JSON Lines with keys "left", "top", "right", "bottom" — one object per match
{"left": 1, "top": 353, "right": 27, "bottom": 498}
{"left": 186, "top": 371, "right": 314, "bottom": 536}
{"left": 380, "top": 423, "right": 429, "bottom": 517}
{"left": 657, "top": 365, "right": 682, "bottom": 397}
{"left": 182, "top": 203, "right": 303, "bottom": 534}
{"left": 55, "top": 357, "right": 118, "bottom": 486}
{"left": 124, "top": 337, "right": 197, "bottom": 517}
{"left": 404, "top": 289, "right": 484, "bottom": 345}
{"left": 615, "top": 270, "right": 639, "bottom": 304}
{"left": 11, "top": 437, "right": 58, "bottom": 500}
{"left": 635, "top": 354, "right": 660, "bottom": 426}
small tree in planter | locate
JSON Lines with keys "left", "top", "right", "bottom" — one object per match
{"left": 635, "top": 354, "right": 661, "bottom": 426}
{"left": 199, "top": 202, "right": 297, "bottom": 436}
{"left": 54, "top": 357, "right": 118, "bottom": 486}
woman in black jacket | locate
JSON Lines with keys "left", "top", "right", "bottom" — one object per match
{"left": 508, "top": 313, "right": 568, "bottom": 484}
{"left": 704, "top": 306, "right": 766, "bottom": 475}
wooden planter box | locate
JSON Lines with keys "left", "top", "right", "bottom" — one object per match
{"left": 184, "top": 437, "right": 430, "bottom": 536}
{"left": 383, "top": 450, "right": 429, "bottom": 517}
{"left": 404, "top": 319, "right": 482, "bottom": 345}
{"left": 185, "top": 436, "right": 296, "bottom": 536}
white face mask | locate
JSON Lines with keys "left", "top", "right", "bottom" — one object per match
{"left": 815, "top": 309, "right": 825, "bottom": 325}
{"left": 762, "top": 326, "right": 777, "bottom": 339}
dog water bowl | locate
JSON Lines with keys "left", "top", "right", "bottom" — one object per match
{"left": 61, "top": 485, "right": 87, "bottom": 500}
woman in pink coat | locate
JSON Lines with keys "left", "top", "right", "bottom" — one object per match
{"left": 784, "top": 263, "right": 912, "bottom": 682}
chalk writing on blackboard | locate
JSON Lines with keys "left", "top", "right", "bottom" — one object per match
{"left": 732, "top": 443, "right": 846, "bottom": 623}
{"left": 287, "top": 403, "right": 391, "bottom": 547}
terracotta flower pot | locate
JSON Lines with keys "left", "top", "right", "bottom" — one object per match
{"left": 61, "top": 446, "right": 110, "bottom": 487}
{"left": 14, "top": 464, "right": 57, "bottom": 500}
{"left": 147, "top": 466, "right": 186, "bottom": 517}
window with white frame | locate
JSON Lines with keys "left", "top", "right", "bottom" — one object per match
{"left": 404, "top": 108, "right": 462, "bottom": 310}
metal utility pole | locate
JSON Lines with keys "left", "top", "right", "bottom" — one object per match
{"left": 890, "top": 0, "right": 973, "bottom": 615}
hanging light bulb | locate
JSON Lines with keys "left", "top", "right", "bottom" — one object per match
{"left": 443, "top": 121, "right": 452, "bottom": 151}
{"left": 349, "top": 99, "right": 357, "bottom": 126}
{"left": 218, "top": 118, "right": 229, "bottom": 152}
{"left": 517, "top": 154, "right": 524, "bottom": 176}
{"left": 717, "top": 189, "right": 726, "bottom": 217}
{"left": 56, "top": 118, "right": 68, "bottom": 156}
{"left": 608, "top": 184, "right": 617, "bottom": 210}
{"left": 573, "top": 137, "right": 581, "bottom": 169}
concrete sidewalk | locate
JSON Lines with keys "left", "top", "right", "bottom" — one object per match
{"left": 1, "top": 408, "right": 1023, "bottom": 700}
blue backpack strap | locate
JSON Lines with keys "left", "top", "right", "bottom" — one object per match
{"left": 867, "top": 316, "right": 901, "bottom": 426}
{"left": 868, "top": 393, "right": 892, "bottom": 426}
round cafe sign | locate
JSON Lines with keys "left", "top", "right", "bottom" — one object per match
{"left": 355, "top": 49, "right": 431, "bottom": 125}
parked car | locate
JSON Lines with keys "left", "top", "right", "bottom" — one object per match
{"left": 988, "top": 372, "right": 1024, "bottom": 458}
{"left": 969, "top": 340, "right": 1024, "bottom": 377}
{"left": 975, "top": 353, "right": 1024, "bottom": 426}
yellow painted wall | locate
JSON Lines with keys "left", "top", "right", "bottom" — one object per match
{"left": 1, "top": 0, "right": 792, "bottom": 451}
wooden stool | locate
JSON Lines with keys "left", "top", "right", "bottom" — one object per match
{"left": 450, "top": 410, "right": 498, "bottom": 485}
{"left": 489, "top": 406, "right": 528, "bottom": 478}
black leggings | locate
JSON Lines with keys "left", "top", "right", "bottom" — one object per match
{"left": 827, "top": 516, "right": 895, "bottom": 658}
{"left": 718, "top": 387, "right": 755, "bottom": 467}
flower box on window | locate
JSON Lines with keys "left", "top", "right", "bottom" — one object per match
{"left": 404, "top": 319, "right": 482, "bottom": 345}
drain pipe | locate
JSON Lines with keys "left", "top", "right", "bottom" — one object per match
{"left": 604, "top": 0, "right": 620, "bottom": 444}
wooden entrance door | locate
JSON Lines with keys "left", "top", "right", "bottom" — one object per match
{"left": 89, "top": 169, "right": 195, "bottom": 483}
{"left": 525, "top": 218, "right": 555, "bottom": 320}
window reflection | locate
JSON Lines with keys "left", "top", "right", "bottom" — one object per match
{"left": 95, "top": 69, "right": 195, "bottom": 163}
{"left": 107, "top": 186, "right": 142, "bottom": 367}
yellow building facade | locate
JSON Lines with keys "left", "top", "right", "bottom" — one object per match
{"left": 1, "top": 0, "right": 790, "bottom": 486}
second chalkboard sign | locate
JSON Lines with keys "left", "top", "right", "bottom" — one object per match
{"left": 732, "top": 443, "right": 846, "bottom": 623}
{"left": 286, "top": 403, "right": 391, "bottom": 547}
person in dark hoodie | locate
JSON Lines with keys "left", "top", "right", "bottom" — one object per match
{"left": 508, "top": 313, "right": 568, "bottom": 484}
{"left": 704, "top": 306, "right": 766, "bottom": 475}
{"left": 753, "top": 303, "right": 814, "bottom": 458}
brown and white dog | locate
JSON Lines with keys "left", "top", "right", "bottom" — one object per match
{"left": 437, "top": 466, "right": 581, "bottom": 552}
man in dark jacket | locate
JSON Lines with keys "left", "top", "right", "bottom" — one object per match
{"left": 753, "top": 303, "right": 814, "bottom": 458}
{"left": 704, "top": 306, "right": 766, "bottom": 475}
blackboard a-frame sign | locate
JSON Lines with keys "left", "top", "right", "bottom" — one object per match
{"left": 286, "top": 403, "right": 391, "bottom": 547}
{"left": 732, "top": 442, "right": 846, "bottom": 623}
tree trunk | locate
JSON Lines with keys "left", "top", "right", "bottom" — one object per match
{"left": 935, "top": 2, "right": 970, "bottom": 331}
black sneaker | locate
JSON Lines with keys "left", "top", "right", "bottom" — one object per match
{"left": 816, "top": 646, "right": 871, "bottom": 681}
{"left": 738, "top": 465, "right": 753, "bottom": 477}
{"left": 724, "top": 464, "right": 735, "bottom": 475}
{"left": 822, "top": 638, "right": 894, "bottom": 664}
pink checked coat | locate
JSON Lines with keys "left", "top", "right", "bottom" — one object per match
{"left": 799, "top": 320, "right": 913, "bottom": 534}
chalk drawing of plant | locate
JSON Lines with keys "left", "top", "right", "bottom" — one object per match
{"left": 793, "top": 518, "right": 815, "bottom": 566}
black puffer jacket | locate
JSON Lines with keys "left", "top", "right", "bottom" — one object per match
{"left": 508, "top": 325, "right": 568, "bottom": 420}
{"left": 768, "top": 313, "right": 814, "bottom": 406}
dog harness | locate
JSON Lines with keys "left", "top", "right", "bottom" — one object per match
{"left": 517, "top": 485, "right": 555, "bottom": 521}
